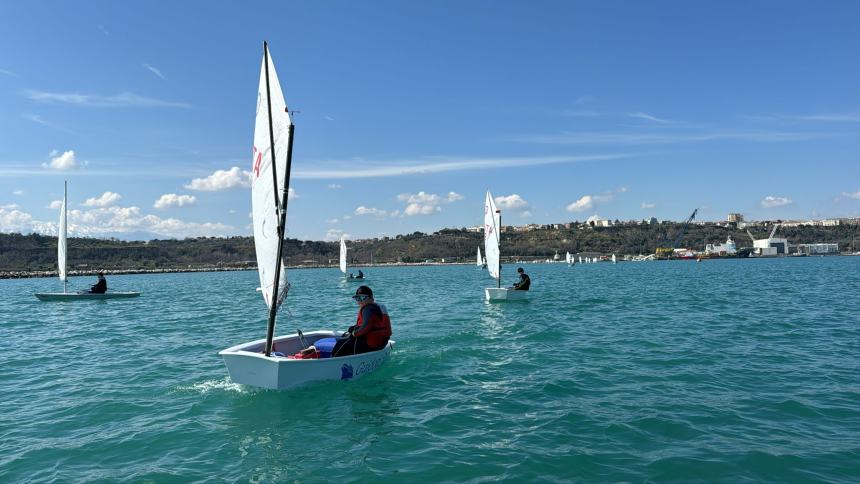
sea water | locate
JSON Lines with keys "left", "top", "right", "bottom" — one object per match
{"left": 1, "top": 257, "right": 858, "bottom": 482}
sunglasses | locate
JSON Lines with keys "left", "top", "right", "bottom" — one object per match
{"left": 352, "top": 294, "right": 370, "bottom": 302}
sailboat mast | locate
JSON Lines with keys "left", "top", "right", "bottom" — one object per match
{"left": 262, "top": 41, "right": 296, "bottom": 357}
{"left": 497, "top": 210, "right": 502, "bottom": 289}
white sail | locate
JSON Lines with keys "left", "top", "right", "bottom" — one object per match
{"left": 251, "top": 47, "right": 292, "bottom": 309}
{"left": 484, "top": 191, "right": 501, "bottom": 280}
{"left": 340, "top": 237, "right": 348, "bottom": 274}
{"left": 565, "top": 251, "right": 571, "bottom": 264}
{"left": 58, "top": 182, "right": 67, "bottom": 284}
{"left": 612, "top": 253, "right": 617, "bottom": 263}
{"left": 476, "top": 247, "right": 483, "bottom": 267}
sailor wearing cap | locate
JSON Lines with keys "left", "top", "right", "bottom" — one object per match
{"left": 332, "top": 285, "right": 392, "bottom": 357}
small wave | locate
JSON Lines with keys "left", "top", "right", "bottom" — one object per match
{"left": 176, "top": 377, "right": 246, "bottom": 394}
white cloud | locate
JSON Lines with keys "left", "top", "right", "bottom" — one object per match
{"left": 396, "top": 191, "right": 463, "bottom": 216}
{"left": 48, "top": 200, "right": 64, "bottom": 209}
{"left": 293, "top": 154, "right": 632, "bottom": 179}
{"left": 627, "top": 111, "right": 675, "bottom": 124}
{"left": 326, "top": 218, "right": 339, "bottom": 224}
{"left": 0, "top": 69, "right": 17, "bottom": 77}
{"left": 751, "top": 113, "right": 860, "bottom": 123}
{"left": 143, "top": 63, "right": 166, "bottom": 80}
{"left": 324, "top": 115, "right": 335, "bottom": 121}
{"left": 1, "top": 203, "right": 20, "bottom": 210}
{"left": 12, "top": 189, "right": 23, "bottom": 196}
{"left": 494, "top": 194, "right": 529, "bottom": 210}
{"left": 518, "top": 130, "right": 825, "bottom": 145}
{"left": 354, "top": 206, "right": 387, "bottom": 217}
{"left": 83, "top": 191, "right": 122, "bottom": 207}
{"left": 567, "top": 187, "right": 626, "bottom": 213}
{"left": 154, "top": 193, "right": 197, "bottom": 209}
{"left": 43, "top": 149, "right": 78, "bottom": 170}
{"left": 567, "top": 195, "right": 594, "bottom": 213}
{"left": 325, "top": 228, "right": 350, "bottom": 242}
{"left": 641, "top": 202, "right": 655, "bottom": 209}
{"left": 520, "top": 210, "right": 533, "bottom": 218}
{"left": 761, "top": 196, "right": 793, "bottom": 208}
{"left": 184, "top": 167, "right": 251, "bottom": 191}
{"left": 24, "top": 90, "right": 190, "bottom": 108}
{"left": 328, "top": 183, "right": 343, "bottom": 189}
{"left": 842, "top": 189, "right": 860, "bottom": 200}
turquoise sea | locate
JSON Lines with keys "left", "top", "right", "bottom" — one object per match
{"left": 2, "top": 257, "right": 859, "bottom": 482}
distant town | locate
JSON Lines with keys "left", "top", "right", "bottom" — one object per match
{"left": 2, "top": 212, "right": 858, "bottom": 278}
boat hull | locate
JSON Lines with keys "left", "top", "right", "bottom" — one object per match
{"left": 485, "top": 287, "right": 529, "bottom": 302}
{"left": 219, "top": 330, "right": 394, "bottom": 390}
{"left": 34, "top": 292, "right": 141, "bottom": 301}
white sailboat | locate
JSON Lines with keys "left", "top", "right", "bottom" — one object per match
{"left": 220, "top": 43, "right": 392, "bottom": 390}
{"left": 340, "top": 236, "right": 365, "bottom": 281}
{"left": 566, "top": 251, "right": 574, "bottom": 266}
{"left": 483, "top": 191, "right": 527, "bottom": 301}
{"left": 612, "top": 253, "right": 617, "bottom": 264}
{"left": 476, "top": 246, "right": 486, "bottom": 268}
{"left": 35, "top": 182, "right": 140, "bottom": 301}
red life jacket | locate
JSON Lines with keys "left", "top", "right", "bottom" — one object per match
{"left": 355, "top": 302, "right": 392, "bottom": 349}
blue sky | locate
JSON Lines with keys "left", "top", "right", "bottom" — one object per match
{"left": 1, "top": 1, "right": 859, "bottom": 241}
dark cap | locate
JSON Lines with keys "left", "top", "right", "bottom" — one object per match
{"left": 517, "top": 267, "right": 524, "bottom": 273}
{"left": 354, "top": 285, "right": 373, "bottom": 298}
{"left": 97, "top": 272, "right": 105, "bottom": 276}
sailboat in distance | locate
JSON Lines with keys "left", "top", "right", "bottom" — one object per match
{"left": 483, "top": 190, "right": 527, "bottom": 302}
{"left": 477, "top": 246, "right": 486, "bottom": 268}
{"left": 341, "top": 236, "right": 366, "bottom": 281}
{"left": 35, "top": 182, "right": 139, "bottom": 301}
{"left": 220, "top": 43, "right": 392, "bottom": 390}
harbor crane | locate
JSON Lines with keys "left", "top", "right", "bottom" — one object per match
{"left": 656, "top": 208, "right": 698, "bottom": 257}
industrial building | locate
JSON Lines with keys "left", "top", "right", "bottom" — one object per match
{"left": 748, "top": 224, "right": 789, "bottom": 256}
{"left": 796, "top": 243, "right": 839, "bottom": 255}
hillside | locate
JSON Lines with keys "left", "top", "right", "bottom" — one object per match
{"left": 1, "top": 222, "right": 857, "bottom": 273}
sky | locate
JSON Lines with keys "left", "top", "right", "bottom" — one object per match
{"left": 1, "top": 0, "right": 859, "bottom": 241}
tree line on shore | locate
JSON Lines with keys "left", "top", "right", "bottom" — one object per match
{"left": 1, "top": 222, "right": 858, "bottom": 272}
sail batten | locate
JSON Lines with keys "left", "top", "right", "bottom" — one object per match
{"left": 484, "top": 191, "right": 501, "bottom": 281}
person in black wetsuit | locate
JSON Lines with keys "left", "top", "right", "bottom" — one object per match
{"left": 356, "top": 270, "right": 364, "bottom": 279}
{"left": 89, "top": 272, "right": 107, "bottom": 294}
{"left": 512, "top": 267, "right": 530, "bottom": 291}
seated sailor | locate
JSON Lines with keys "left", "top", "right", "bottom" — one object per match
{"left": 511, "top": 267, "right": 530, "bottom": 291}
{"left": 332, "top": 285, "right": 391, "bottom": 357}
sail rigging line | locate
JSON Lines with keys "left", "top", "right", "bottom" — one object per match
{"left": 262, "top": 41, "right": 296, "bottom": 357}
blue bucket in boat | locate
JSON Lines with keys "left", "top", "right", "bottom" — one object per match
{"left": 314, "top": 337, "right": 337, "bottom": 358}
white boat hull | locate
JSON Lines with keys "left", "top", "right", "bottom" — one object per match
{"left": 35, "top": 292, "right": 141, "bottom": 301}
{"left": 219, "top": 330, "right": 394, "bottom": 390}
{"left": 485, "top": 287, "right": 529, "bottom": 302}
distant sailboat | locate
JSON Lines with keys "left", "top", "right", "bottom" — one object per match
{"left": 35, "top": 182, "right": 140, "bottom": 301}
{"left": 566, "top": 251, "right": 574, "bottom": 266}
{"left": 219, "top": 42, "right": 392, "bottom": 390}
{"left": 483, "top": 191, "right": 526, "bottom": 301}
{"left": 340, "top": 236, "right": 348, "bottom": 275}
{"left": 341, "top": 237, "right": 365, "bottom": 281}
{"left": 477, "top": 246, "right": 486, "bottom": 268}
{"left": 612, "top": 253, "right": 617, "bottom": 264}
{"left": 578, "top": 255, "right": 583, "bottom": 264}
